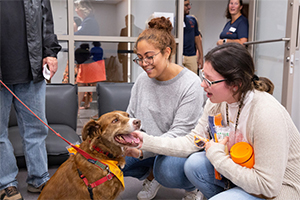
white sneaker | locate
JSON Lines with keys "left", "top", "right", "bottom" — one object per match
{"left": 137, "top": 179, "right": 161, "bottom": 200}
{"left": 182, "top": 189, "right": 205, "bottom": 200}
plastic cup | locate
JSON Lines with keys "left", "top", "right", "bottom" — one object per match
{"left": 230, "top": 142, "right": 254, "bottom": 168}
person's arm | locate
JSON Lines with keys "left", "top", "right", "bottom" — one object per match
{"left": 42, "top": 0, "right": 61, "bottom": 78}
{"left": 141, "top": 131, "right": 199, "bottom": 158}
{"left": 192, "top": 16, "right": 204, "bottom": 69}
{"left": 195, "top": 35, "right": 203, "bottom": 69}
{"left": 42, "top": 0, "right": 61, "bottom": 57}
{"left": 218, "top": 37, "right": 248, "bottom": 45}
{"left": 127, "top": 99, "right": 214, "bottom": 158}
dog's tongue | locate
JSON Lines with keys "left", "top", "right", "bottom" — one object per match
{"left": 120, "top": 134, "right": 140, "bottom": 144}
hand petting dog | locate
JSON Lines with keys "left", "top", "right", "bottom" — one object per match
{"left": 122, "top": 130, "right": 144, "bottom": 148}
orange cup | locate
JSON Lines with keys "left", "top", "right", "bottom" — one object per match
{"left": 230, "top": 142, "right": 254, "bottom": 168}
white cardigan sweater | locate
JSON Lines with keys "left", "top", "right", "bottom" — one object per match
{"left": 141, "top": 90, "right": 300, "bottom": 199}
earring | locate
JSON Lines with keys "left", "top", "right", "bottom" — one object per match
{"left": 233, "top": 88, "right": 237, "bottom": 92}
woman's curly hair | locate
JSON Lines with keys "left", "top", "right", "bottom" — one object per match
{"left": 134, "top": 17, "right": 176, "bottom": 60}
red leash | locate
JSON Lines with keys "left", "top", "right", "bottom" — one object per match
{"left": 0, "top": 80, "right": 120, "bottom": 200}
{"left": 0, "top": 80, "right": 110, "bottom": 167}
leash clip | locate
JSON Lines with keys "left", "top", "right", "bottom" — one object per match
{"left": 106, "top": 173, "right": 113, "bottom": 180}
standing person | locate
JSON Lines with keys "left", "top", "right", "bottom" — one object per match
{"left": 91, "top": 41, "right": 103, "bottom": 62}
{"left": 183, "top": 0, "right": 204, "bottom": 74}
{"left": 0, "top": 1, "right": 61, "bottom": 199}
{"left": 118, "top": 14, "right": 142, "bottom": 82}
{"left": 74, "top": 0, "right": 99, "bottom": 36}
{"left": 217, "top": 0, "right": 248, "bottom": 45}
{"left": 73, "top": 16, "right": 82, "bottom": 33}
{"left": 75, "top": 43, "right": 106, "bottom": 110}
{"left": 123, "top": 17, "right": 204, "bottom": 200}
{"left": 74, "top": 0, "right": 99, "bottom": 50}
{"left": 126, "top": 43, "right": 300, "bottom": 200}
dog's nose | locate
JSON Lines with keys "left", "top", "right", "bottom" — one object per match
{"left": 133, "top": 119, "right": 141, "bottom": 129}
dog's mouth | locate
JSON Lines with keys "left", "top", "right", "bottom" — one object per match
{"left": 114, "top": 133, "right": 140, "bottom": 145}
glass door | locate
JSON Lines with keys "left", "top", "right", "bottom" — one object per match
{"left": 252, "top": 0, "right": 288, "bottom": 102}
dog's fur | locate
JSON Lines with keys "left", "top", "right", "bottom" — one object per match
{"left": 38, "top": 111, "right": 141, "bottom": 200}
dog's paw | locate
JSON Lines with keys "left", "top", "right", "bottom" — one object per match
{"left": 118, "top": 159, "right": 126, "bottom": 169}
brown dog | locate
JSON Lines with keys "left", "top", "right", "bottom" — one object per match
{"left": 38, "top": 111, "right": 141, "bottom": 200}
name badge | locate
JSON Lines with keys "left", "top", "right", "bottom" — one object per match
{"left": 229, "top": 27, "right": 236, "bottom": 32}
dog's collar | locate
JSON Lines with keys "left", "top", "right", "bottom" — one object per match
{"left": 88, "top": 140, "right": 115, "bottom": 159}
{"left": 92, "top": 145, "right": 115, "bottom": 159}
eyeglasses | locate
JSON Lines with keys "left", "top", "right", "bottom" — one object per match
{"left": 200, "top": 69, "right": 227, "bottom": 87}
{"left": 133, "top": 51, "right": 161, "bottom": 66}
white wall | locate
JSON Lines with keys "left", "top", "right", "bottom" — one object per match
{"left": 190, "top": 0, "right": 228, "bottom": 55}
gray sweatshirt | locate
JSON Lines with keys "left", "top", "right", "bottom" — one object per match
{"left": 127, "top": 67, "right": 204, "bottom": 158}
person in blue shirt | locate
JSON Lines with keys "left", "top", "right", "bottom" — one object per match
{"left": 217, "top": 0, "right": 248, "bottom": 46}
{"left": 183, "top": 0, "right": 203, "bottom": 74}
{"left": 91, "top": 41, "right": 103, "bottom": 61}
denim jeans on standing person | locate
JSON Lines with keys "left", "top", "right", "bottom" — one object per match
{"left": 0, "top": 80, "right": 49, "bottom": 190}
{"left": 184, "top": 151, "right": 265, "bottom": 200}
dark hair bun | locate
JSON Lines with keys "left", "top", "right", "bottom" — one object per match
{"left": 148, "top": 16, "right": 173, "bottom": 34}
{"left": 75, "top": 44, "right": 90, "bottom": 64}
{"left": 80, "top": 43, "right": 89, "bottom": 50}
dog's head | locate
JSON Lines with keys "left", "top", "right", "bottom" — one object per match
{"left": 81, "top": 111, "right": 141, "bottom": 155}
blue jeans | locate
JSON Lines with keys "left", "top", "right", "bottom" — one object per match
{"left": 0, "top": 81, "right": 49, "bottom": 190}
{"left": 123, "top": 156, "right": 155, "bottom": 180}
{"left": 184, "top": 151, "right": 265, "bottom": 200}
{"left": 123, "top": 155, "right": 196, "bottom": 192}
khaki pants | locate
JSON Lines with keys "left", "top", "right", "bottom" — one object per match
{"left": 183, "top": 55, "right": 198, "bottom": 74}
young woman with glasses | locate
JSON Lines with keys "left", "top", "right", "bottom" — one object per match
{"left": 126, "top": 43, "right": 300, "bottom": 200}
{"left": 123, "top": 17, "right": 205, "bottom": 200}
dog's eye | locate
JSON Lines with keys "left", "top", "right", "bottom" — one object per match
{"left": 112, "top": 118, "right": 118, "bottom": 123}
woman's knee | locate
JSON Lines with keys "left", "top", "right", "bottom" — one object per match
{"left": 153, "top": 155, "right": 194, "bottom": 190}
{"left": 209, "top": 187, "right": 265, "bottom": 200}
{"left": 184, "top": 151, "right": 208, "bottom": 176}
{"left": 153, "top": 155, "right": 186, "bottom": 179}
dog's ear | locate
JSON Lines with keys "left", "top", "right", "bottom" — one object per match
{"left": 81, "top": 120, "right": 101, "bottom": 141}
